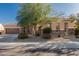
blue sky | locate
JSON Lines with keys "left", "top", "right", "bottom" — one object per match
{"left": 0, "top": 3, "right": 19, "bottom": 24}
{"left": 52, "top": 3, "right": 79, "bottom": 17}
{"left": 0, "top": 3, "right": 79, "bottom": 24}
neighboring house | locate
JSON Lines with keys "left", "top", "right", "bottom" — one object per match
{"left": 0, "top": 24, "right": 5, "bottom": 34}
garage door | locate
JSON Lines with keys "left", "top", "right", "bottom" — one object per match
{"left": 6, "top": 28, "right": 19, "bottom": 34}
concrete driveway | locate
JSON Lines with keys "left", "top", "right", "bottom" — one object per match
{"left": 0, "top": 34, "right": 18, "bottom": 42}
{"left": 0, "top": 34, "right": 47, "bottom": 42}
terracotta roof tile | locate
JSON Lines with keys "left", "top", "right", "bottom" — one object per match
{"left": 3, "top": 24, "right": 20, "bottom": 28}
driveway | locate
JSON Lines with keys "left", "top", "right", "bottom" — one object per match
{"left": 0, "top": 34, "right": 18, "bottom": 42}
{"left": 0, "top": 34, "right": 48, "bottom": 42}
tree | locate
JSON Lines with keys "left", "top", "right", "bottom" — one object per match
{"left": 16, "top": 3, "right": 51, "bottom": 36}
{"left": 75, "top": 13, "right": 79, "bottom": 30}
{"left": 68, "top": 14, "right": 77, "bottom": 22}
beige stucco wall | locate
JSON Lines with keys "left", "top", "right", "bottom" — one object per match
{"left": 51, "top": 22, "right": 57, "bottom": 30}
{"left": 0, "top": 24, "right": 5, "bottom": 34}
{"left": 51, "top": 21, "right": 76, "bottom": 30}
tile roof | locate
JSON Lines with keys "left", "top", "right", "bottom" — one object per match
{"left": 3, "top": 20, "right": 76, "bottom": 30}
{"left": 3, "top": 24, "right": 20, "bottom": 28}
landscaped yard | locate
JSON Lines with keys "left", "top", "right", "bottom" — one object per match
{"left": 0, "top": 34, "right": 79, "bottom": 55}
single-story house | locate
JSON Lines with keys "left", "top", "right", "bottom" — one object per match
{"left": 0, "top": 20, "right": 77, "bottom": 35}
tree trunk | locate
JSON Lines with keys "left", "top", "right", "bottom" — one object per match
{"left": 49, "top": 23, "right": 52, "bottom": 28}
{"left": 38, "top": 26, "right": 42, "bottom": 36}
{"left": 64, "top": 21, "right": 68, "bottom": 35}
{"left": 27, "top": 25, "right": 30, "bottom": 34}
{"left": 57, "top": 23, "right": 60, "bottom": 37}
{"left": 22, "top": 27, "right": 26, "bottom": 34}
{"left": 34, "top": 25, "right": 37, "bottom": 35}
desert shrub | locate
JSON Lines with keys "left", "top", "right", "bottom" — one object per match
{"left": 43, "top": 27, "right": 52, "bottom": 33}
{"left": 42, "top": 27, "right": 52, "bottom": 39}
{"left": 35, "top": 32, "right": 40, "bottom": 36}
{"left": 18, "top": 32, "right": 28, "bottom": 39}
{"left": 75, "top": 29, "right": 79, "bottom": 35}
{"left": 75, "top": 25, "right": 79, "bottom": 38}
{"left": 75, "top": 25, "right": 79, "bottom": 34}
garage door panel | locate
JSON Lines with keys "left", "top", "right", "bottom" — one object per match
{"left": 6, "top": 28, "right": 19, "bottom": 34}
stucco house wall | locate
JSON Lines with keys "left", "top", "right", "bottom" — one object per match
{"left": 0, "top": 24, "right": 5, "bottom": 34}
{"left": 3, "top": 24, "right": 21, "bottom": 34}
{"left": 50, "top": 20, "right": 76, "bottom": 36}
{"left": 0, "top": 20, "right": 76, "bottom": 35}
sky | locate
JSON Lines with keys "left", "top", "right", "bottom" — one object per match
{"left": 0, "top": 3, "right": 19, "bottom": 24}
{"left": 0, "top": 3, "right": 79, "bottom": 24}
{"left": 52, "top": 3, "right": 79, "bottom": 17}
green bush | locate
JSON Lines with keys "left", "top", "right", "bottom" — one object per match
{"left": 75, "top": 25, "right": 79, "bottom": 38}
{"left": 42, "top": 27, "right": 52, "bottom": 39}
{"left": 43, "top": 27, "right": 52, "bottom": 33}
{"left": 75, "top": 29, "right": 79, "bottom": 35}
{"left": 18, "top": 32, "right": 28, "bottom": 39}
